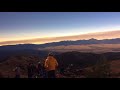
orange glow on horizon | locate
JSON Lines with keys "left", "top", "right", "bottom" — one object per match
{"left": 1, "top": 30, "right": 120, "bottom": 46}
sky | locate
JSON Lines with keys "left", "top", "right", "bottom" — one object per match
{"left": 1, "top": 12, "right": 120, "bottom": 45}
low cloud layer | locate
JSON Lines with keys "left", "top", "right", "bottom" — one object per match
{"left": 1, "top": 30, "right": 120, "bottom": 46}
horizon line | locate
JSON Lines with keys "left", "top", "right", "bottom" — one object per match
{"left": 1, "top": 37, "right": 120, "bottom": 47}
{"left": 1, "top": 30, "right": 120, "bottom": 46}
{"left": 1, "top": 30, "right": 120, "bottom": 42}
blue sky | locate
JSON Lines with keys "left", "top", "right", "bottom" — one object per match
{"left": 1, "top": 12, "right": 120, "bottom": 44}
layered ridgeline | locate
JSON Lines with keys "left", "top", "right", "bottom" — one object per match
{"left": 1, "top": 38, "right": 120, "bottom": 50}
{"left": 1, "top": 38, "right": 120, "bottom": 61}
{"left": 1, "top": 51, "right": 120, "bottom": 67}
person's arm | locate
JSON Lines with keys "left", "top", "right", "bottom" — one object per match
{"left": 44, "top": 59, "right": 48, "bottom": 69}
{"left": 55, "top": 59, "right": 58, "bottom": 67}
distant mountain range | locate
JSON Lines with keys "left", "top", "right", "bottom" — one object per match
{"left": 1, "top": 38, "right": 120, "bottom": 50}
{"left": 1, "top": 38, "right": 120, "bottom": 61}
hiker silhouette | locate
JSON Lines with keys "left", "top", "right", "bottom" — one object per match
{"left": 44, "top": 53, "right": 58, "bottom": 78}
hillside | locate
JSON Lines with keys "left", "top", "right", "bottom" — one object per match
{"left": 1, "top": 51, "right": 120, "bottom": 78}
{"left": 0, "top": 49, "right": 59, "bottom": 62}
{"left": 0, "top": 55, "right": 41, "bottom": 78}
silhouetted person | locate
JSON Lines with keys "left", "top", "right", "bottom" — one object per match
{"left": 60, "top": 67, "right": 65, "bottom": 75}
{"left": 27, "top": 63, "right": 33, "bottom": 78}
{"left": 37, "top": 62, "right": 47, "bottom": 78}
{"left": 44, "top": 53, "right": 58, "bottom": 78}
{"left": 41, "top": 61, "right": 47, "bottom": 78}
{"left": 13, "top": 65, "right": 21, "bottom": 78}
{"left": 27, "top": 63, "right": 32, "bottom": 78}
{"left": 37, "top": 62, "right": 42, "bottom": 76}
{"left": 31, "top": 63, "right": 37, "bottom": 78}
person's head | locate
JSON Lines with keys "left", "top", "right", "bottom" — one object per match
{"left": 48, "top": 52, "right": 54, "bottom": 57}
{"left": 38, "top": 62, "right": 41, "bottom": 65}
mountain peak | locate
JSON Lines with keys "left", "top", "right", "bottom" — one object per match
{"left": 89, "top": 38, "right": 97, "bottom": 40}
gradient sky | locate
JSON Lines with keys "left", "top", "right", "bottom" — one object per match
{"left": 1, "top": 12, "right": 120, "bottom": 45}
